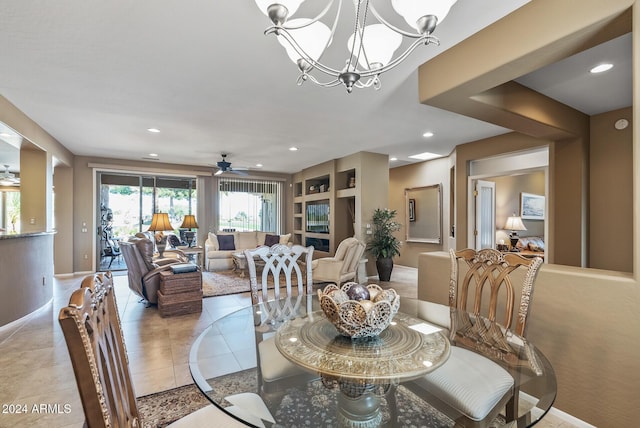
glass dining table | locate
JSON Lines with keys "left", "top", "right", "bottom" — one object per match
{"left": 189, "top": 295, "right": 556, "bottom": 427}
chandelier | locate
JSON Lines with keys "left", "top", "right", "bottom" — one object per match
{"left": 254, "top": 0, "right": 457, "bottom": 93}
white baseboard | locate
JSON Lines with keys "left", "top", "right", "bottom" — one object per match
{"left": 521, "top": 391, "right": 596, "bottom": 427}
{"left": 546, "top": 407, "right": 596, "bottom": 428}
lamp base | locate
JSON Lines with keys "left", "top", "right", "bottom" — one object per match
{"left": 509, "top": 234, "right": 520, "bottom": 252}
{"left": 184, "top": 231, "right": 196, "bottom": 248}
{"left": 156, "top": 236, "right": 168, "bottom": 257}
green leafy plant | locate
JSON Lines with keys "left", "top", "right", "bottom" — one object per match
{"left": 367, "top": 208, "right": 401, "bottom": 259}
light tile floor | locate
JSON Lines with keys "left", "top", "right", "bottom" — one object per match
{"left": 0, "top": 266, "right": 576, "bottom": 427}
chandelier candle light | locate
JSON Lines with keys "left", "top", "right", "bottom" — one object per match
{"left": 148, "top": 213, "right": 174, "bottom": 258}
{"left": 254, "top": 0, "right": 457, "bottom": 93}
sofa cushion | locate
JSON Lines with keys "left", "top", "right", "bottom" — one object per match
{"left": 207, "top": 232, "right": 219, "bottom": 251}
{"left": 264, "top": 234, "right": 280, "bottom": 246}
{"left": 207, "top": 250, "right": 236, "bottom": 259}
{"left": 235, "top": 231, "right": 258, "bottom": 250}
{"left": 218, "top": 234, "right": 236, "bottom": 250}
{"left": 279, "top": 233, "right": 291, "bottom": 245}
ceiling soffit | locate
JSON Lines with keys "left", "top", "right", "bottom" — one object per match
{"left": 417, "top": 0, "right": 632, "bottom": 139}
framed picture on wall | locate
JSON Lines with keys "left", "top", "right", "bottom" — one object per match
{"left": 408, "top": 198, "right": 416, "bottom": 222}
{"left": 520, "top": 192, "right": 545, "bottom": 220}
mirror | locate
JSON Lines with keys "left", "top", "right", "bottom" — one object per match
{"left": 405, "top": 184, "right": 442, "bottom": 244}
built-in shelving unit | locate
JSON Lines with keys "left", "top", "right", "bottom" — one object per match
{"left": 291, "top": 152, "right": 388, "bottom": 263}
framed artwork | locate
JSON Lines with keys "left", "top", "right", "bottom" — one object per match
{"left": 520, "top": 192, "right": 545, "bottom": 220}
{"left": 408, "top": 198, "right": 416, "bottom": 222}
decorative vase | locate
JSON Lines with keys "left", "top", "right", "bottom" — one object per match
{"left": 376, "top": 257, "right": 393, "bottom": 282}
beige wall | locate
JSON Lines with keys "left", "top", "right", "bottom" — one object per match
{"left": 489, "top": 172, "right": 545, "bottom": 244}
{"left": 53, "top": 166, "right": 74, "bottom": 274}
{"left": 389, "top": 157, "right": 450, "bottom": 268}
{"left": 418, "top": 252, "right": 639, "bottom": 427}
{"left": 590, "top": 107, "right": 633, "bottom": 272}
{"left": 413, "top": 0, "right": 639, "bottom": 426}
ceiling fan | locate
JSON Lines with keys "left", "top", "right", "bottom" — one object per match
{"left": 214, "top": 154, "right": 248, "bottom": 176}
{"left": 0, "top": 165, "right": 19, "bottom": 186}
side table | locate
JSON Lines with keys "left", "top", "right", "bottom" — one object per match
{"left": 158, "top": 270, "right": 202, "bottom": 317}
{"left": 178, "top": 246, "right": 204, "bottom": 269}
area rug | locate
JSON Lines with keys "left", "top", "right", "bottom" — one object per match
{"left": 202, "top": 269, "right": 250, "bottom": 297}
{"left": 201, "top": 270, "right": 323, "bottom": 298}
{"left": 137, "top": 384, "right": 209, "bottom": 427}
{"left": 137, "top": 371, "right": 508, "bottom": 427}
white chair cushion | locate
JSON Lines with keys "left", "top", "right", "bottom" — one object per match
{"left": 258, "top": 337, "right": 307, "bottom": 382}
{"left": 415, "top": 347, "right": 514, "bottom": 421}
{"left": 167, "top": 404, "right": 245, "bottom": 427}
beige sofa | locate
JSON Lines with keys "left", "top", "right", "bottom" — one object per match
{"left": 204, "top": 231, "right": 291, "bottom": 271}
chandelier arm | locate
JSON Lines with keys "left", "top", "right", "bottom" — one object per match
{"left": 279, "top": 0, "right": 336, "bottom": 30}
{"left": 299, "top": 73, "right": 342, "bottom": 88}
{"left": 271, "top": 28, "right": 344, "bottom": 76}
{"left": 356, "top": 36, "right": 436, "bottom": 78}
{"left": 347, "top": 0, "right": 369, "bottom": 72}
{"left": 316, "top": 0, "right": 343, "bottom": 66}
{"left": 368, "top": 2, "right": 429, "bottom": 38}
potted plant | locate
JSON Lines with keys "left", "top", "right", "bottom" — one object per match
{"left": 367, "top": 208, "right": 401, "bottom": 281}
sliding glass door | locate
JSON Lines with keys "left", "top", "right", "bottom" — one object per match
{"left": 98, "top": 172, "right": 197, "bottom": 271}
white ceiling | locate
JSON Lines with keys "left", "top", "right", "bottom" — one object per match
{"left": 0, "top": 1, "right": 631, "bottom": 175}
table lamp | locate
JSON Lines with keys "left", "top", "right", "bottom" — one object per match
{"left": 180, "top": 214, "right": 199, "bottom": 247}
{"left": 504, "top": 214, "right": 527, "bottom": 251}
{"left": 148, "top": 212, "right": 174, "bottom": 257}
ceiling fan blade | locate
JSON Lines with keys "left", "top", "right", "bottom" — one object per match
{"left": 214, "top": 169, "right": 224, "bottom": 176}
{"left": 231, "top": 169, "right": 248, "bottom": 176}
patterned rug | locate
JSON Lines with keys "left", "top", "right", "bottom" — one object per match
{"left": 137, "top": 384, "right": 210, "bottom": 427}
{"left": 201, "top": 269, "right": 250, "bottom": 297}
{"left": 211, "top": 370, "right": 455, "bottom": 427}
{"left": 137, "top": 370, "right": 510, "bottom": 427}
{"left": 201, "top": 270, "right": 324, "bottom": 298}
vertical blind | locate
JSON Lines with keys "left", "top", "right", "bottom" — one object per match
{"left": 218, "top": 177, "right": 283, "bottom": 233}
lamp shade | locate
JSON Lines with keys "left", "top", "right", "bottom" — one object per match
{"left": 504, "top": 215, "right": 527, "bottom": 231}
{"left": 277, "top": 18, "right": 331, "bottom": 64}
{"left": 148, "top": 213, "right": 174, "bottom": 232}
{"left": 180, "top": 214, "right": 199, "bottom": 229}
{"left": 255, "top": 0, "right": 305, "bottom": 18}
{"left": 347, "top": 24, "right": 402, "bottom": 69}
{"left": 391, "top": 0, "right": 457, "bottom": 30}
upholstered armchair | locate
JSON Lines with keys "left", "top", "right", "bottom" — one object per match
{"left": 312, "top": 237, "right": 366, "bottom": 285}
{"left": 120, "top": 237, "right": 184, "bottom": 304}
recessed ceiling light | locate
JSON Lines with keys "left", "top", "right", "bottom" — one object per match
{"left": 289, "top": 147, "right": 298, "bottom": 151}
{"left": 390, "top": 157, "right": 398, "bottom": 161}
{"left": 590, "top": 63, "right": 613, "bottom": 74}
{"left": 147, "top": 128, "right": 161, "bottom": 133}
{"left": 409, "top": 151, "right": 442, "bottom": 161}
{"left": 148, "top": 153, "right": 158, "bottom": 157}
{"left": 422, "top": 131, "right": 434, "bottom": 138}
{"left": 256, "top": 163, "right": 263, "bottom": 167}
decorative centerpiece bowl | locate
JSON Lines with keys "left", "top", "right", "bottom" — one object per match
{"left": 318, "top": 282, "right": 400, "bottom": 339}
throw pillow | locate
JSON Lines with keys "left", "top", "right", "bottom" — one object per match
{"left": 264, "top": 234, "right": 280, "bottom": 246}
{"left": 217, "top": 234, "right": 236, "bottom": 251}
{"left": 208, "top": 232, "right": 219, "bottom": 250}
{"left": 279, "top": 233, "right": 291, "bottom": 244}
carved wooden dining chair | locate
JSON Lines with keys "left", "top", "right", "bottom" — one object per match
{"left": 412, "top": 248, "right": 544, "bottom": 428}
{"left": 59, "top": 272, "right": 244, "bottom": 427}
{"left": 244, "top": 244, "right": 316, "bottom": 401}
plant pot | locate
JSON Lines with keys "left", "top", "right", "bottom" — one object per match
{"left": 376, "top": 257, "right": 394, "bottom": 282}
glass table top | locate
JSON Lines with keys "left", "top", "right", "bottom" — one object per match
{"left": 189, "top": 296, "right": 556, "bottom": 427}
